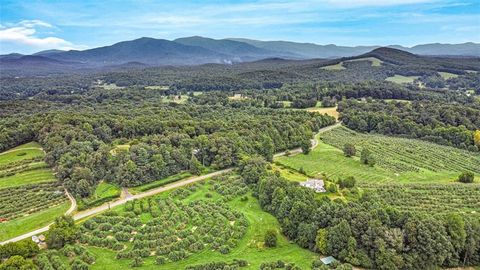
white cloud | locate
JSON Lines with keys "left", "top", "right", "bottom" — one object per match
{"left": 0, "top": 20, "right": 83, "bottom": 51}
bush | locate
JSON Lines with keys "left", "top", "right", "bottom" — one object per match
{"left": 360, "top": 148, "right": 375, "bottom": 166}
{"left": 155, "top": 256, "right": 166, "bottom": 265}
{"left": 264, "top": 230, "right": 277, "bottom": 247}
{"left": 343, "top": 143, "right": 356, "bottom": 157}
{"left": 71, "top": 259, "right": 89, "bottom": 270}
{"left": 131, "top": 257, "right": 143, "bottom": 267}
{"left": 458, "top": 172, "right": 474, "bottom": 183}
{"left": 338, "top": 176, "right": 356, "bottom": 189}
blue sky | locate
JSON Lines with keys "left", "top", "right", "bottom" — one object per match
{"left": 1, "top": 0, "right": 479, "bottom": 54}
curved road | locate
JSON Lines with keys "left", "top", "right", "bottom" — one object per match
{"left": 1, "top": 168, "right": 233, "bottom": 244}
{"left": 274, "top": 121, "right": 341, "bottom": 158}
{"left": 1, "top": 122, "right": 341, "bottom": 245}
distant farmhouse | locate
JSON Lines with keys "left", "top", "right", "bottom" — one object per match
{"left": 299, "top": 179, "right": 326, "bottom": 193}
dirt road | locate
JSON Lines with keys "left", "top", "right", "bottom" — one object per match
{"left": 1, "top": 168, "right": 233, "bottom": 245}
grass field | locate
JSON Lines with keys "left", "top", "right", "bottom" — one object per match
{"left": 306, "top": 106, "right": 339, "bottom": 120}
{"left": 80, "top": 178, "right": 316, "bottom": 269}
{"left": 0, "top": 142, "right": 55, "bottom": 189}
{"left": 0, "top": 143, "right": 43, "bottom": 166}
{"left": 78, "top": 181, "right": 121, "bottom": 209}
{"left": 320, "top": 62, "right": 345, "bottom": 70}
{"left": 276, "top": 126, "right": 480, "bottom": 185}
{"left": 0, "top": 202, "right": 70, "bottom": 241}
{"left": 345, "top": 57, "right": 383, "bottom": 67}
{"left": 438, "top": 71, "right": 459, "bottom": 80}
{"left": 385, "top": 75, "right": 419, "bottom": 84}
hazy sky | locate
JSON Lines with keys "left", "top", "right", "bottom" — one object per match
{"left": 1, "top": 0, "right": 479, "bottom": 54}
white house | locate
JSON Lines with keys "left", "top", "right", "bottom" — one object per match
{"left": 299, "top": 179, "right": 326, "bottom": 193}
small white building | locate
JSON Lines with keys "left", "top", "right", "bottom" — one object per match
{"left": 300, "top": 179, "right": 326, "bottom": 193}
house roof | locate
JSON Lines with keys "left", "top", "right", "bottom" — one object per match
{"left": 320, "top": 256, "right": 336, "bottom": 265}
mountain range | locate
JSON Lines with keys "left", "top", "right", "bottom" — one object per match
{"left": 1, "top": 36, "right": 479, "bottom": 75}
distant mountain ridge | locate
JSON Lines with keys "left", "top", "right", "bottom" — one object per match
{"left": 1, "top": 36, "right": 479, "bottom": 75}
{"left": 229, "top": 38, "right": 480, "bottom": 58}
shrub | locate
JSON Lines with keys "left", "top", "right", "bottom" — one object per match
{"left": 338, "top": 176, "right": 356, "bottom": 189}
{"left": 360, "top": 148, "right": 375, "bottom": 166}
{"left": 155, "top": 256, "right": 166, "bottom": 265}
{"left": 264, "top": 230, "right": 277, "bottom": 247}
{"left": 71, "top": 259, "right": 89, "bottom": 270}
{"left": 458, "top": 172, "right": 474, "bottom": 183}
{"left": 343, "top": 143, "right": 356, "bottom": 157}
{"left": 131, "top": 257, "right": 143, "bottom": 267}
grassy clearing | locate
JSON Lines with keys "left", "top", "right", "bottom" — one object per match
{"left": 145, "top": 85, "right": 169, "bottom": 90}
{"left": 385, "top": 75, "right": 419, "bottom": 84}
{"left": 78, "top": 181, "right": 121, "bottom": 210}
{"left": 109, "top": 144, "right": 130, "bottom": 155}
{"left": 280, "top": 101, "right": 292, "bottom": 107}
{"left": 271, "top": 163, "right": 308, "bottom": 182}
{"left": 320, "top": 62, "right": 345, "bottom": 70}
{"left": 276, "top": 127, "right": 479, "bottom": 185}
{"left": 228, "top": 94, "right": 249, "bottom": 101}
{"left": 129, "top": 172, "right": 193, "bottom": 194}
{"left": 0, "top": 168, "right": 56, "bottom": 189}
{"left": 306, "top": 106, "right": 339, "bottom": 120}
{"left": 0, "top": 145, "right": 43, "bottom": 166}
{"left": 345, "top": 57, "right": 383, "bottom": 67}
{"left": 162, "top": 95, "right": 189, "bottom": 104}
{"left": 83, "top": 179, "right": 317, "bottom": 269}
{"left": 0, "top": 202, "right": 70, "bottom": 241}
{"left": 438, "top": 71, "right": 459, "bottom": 80}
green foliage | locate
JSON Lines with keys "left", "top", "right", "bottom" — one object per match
{"left": 46, "top": 215, "right": 78, "bottom": 249}
{"left": 360, "top": 148, "right": 375, "bottom": 167}
{"left": 0, "top": 239, "right": 39, "bottom": 260}
{"left": 239, "top": 156, "right": 268, "bottom": 184}
{"left": 252, "top": 173, "right": 480, "bottom": 269}
{"left": 458, "top": 172, "right": 474, "bottom": 183}
{"left": 341, "top": 99, "right": 480, "bottom": 151}
{"left": 0, "top": 255, "right": 35, "bottom": 270}
{"left": 342, "top": 143, "right": 356, "bottom": 157}
{"left": 321, "top": 126, "right": 480, "bottom": 175}
{"left": 338, "top": 176, "right": 356, "bottom": 189}
{"left": 264, "top": 230, "right": 278, "bottom": 247}
{"left": 130, "top": 257, "right": 143, "bottom": 267}
{"left": 315, "top": 228, "right": 327, "bottom": 254}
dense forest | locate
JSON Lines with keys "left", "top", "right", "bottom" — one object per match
{"left": 0, "top": 89, "right": 334, "bottom": 197}
{"left": 340, "top": 99, "right": 480, "bottom": 151}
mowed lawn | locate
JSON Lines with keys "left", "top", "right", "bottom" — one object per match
{"left": 0, "top": 202, "right": 70, "bottom": 241}
{"left": 78, "top": 181, "right": 121, "bottom": 209}
{"left": 0, "top": 168, "right": 56, "bottom": 189}
{"left": 85, "top": 181, "right": 317, "bottom": 269}
{"left": 0, "top": 142, "right": 44, "bottom": 166}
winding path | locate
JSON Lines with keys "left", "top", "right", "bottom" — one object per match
{"left": 0, "top": 168, "right": 233, "bottom": 244}
{"left": 1, "top": 122, "right": 341, "bottom": 245}
{"left": 274, "top": 121, "right": 342, "bottom": 158}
